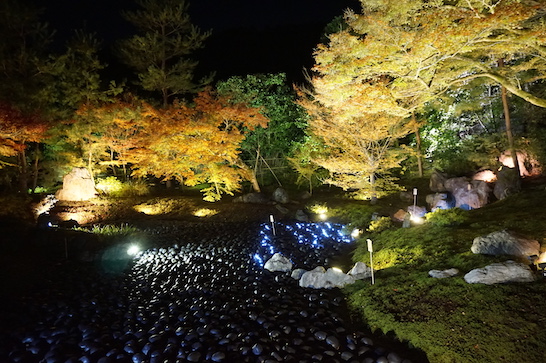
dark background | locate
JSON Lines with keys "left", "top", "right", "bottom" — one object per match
{"left": 35, "top": 0, "right": 361, "bottom": 84}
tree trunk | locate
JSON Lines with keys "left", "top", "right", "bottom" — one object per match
{"left": 18, "top": 149, "right": 28, "bottom": 193}
{"left": 370, "top": 173, "right": 377, "bottom": 205}
{"left": 31, "top": 150, "right": 39, "bottom": 192}
{"left": 413, "top": 115, "right": 423, "bottom": 178}
{"left": 499, "top": 59, "right": 521, "bottom": 183}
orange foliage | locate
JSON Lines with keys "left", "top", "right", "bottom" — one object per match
{"left": 130, "top": 88, "right": 268, "bottom": 201}
{"left": 0, "top": 102, "right": 48, "bottom": 159}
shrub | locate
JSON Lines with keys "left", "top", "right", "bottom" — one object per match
{"left": 426, "top": 208, "right": 467, "bottom": 226}
{"left": 96, "top": 177, "right": 149, "bottom": 197}
{"left": 367, "top": 216, "right": 394, "bottom": 233}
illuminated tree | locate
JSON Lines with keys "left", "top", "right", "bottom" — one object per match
{"left": 130, "top": 88, "right": 269, "bottom": 201}
{"left": 305, "top": 0, "right": 546, "bottom": 196}
{"left": 50, "top": 98, "right": 145, "bottom": 181}
{"left": 118, "top": 0, "right": 212, "bottom": 106}
{"left": 298, "top": 89, "right": 415, "bottom": 200}
{"left": 0, "top": 103, "right": 48, "bottom": 191}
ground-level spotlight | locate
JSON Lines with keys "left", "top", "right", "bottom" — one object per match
{"left": 410, "top": 215, "right": 424, "bottom": 224}
{"left": 351, "top": 228, "right": 361, "bottom": 238}
{"left": 127, "top": 244, "right": 141, "bottom": 256}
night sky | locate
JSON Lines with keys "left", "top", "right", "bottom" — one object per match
{"left": 36, "top": 0, "right": 361, "bottom": 84}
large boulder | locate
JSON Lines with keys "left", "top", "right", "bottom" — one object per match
{"left": 464, "top": 261, "right": 536, "bottom": 284}
{"left": 426, "top": 192, "right": 455, "bottom": 211}
{"left": 444, "top": 177, "right": 489, "bottom": 209}
{"left": 272, "top": 187, "right": 290, "bottom": 204}
{"left": 264, "top": 253, "right": 293, "bottom": 272}
{"left": 407, "top": 205, "right": 427, "bottom": 218}
{"left": 233, "top": 192, "right": 271, "bottom": 204}
{"left": 429, "top": 170, "right": 448, "bottom": 192}
{"left": 348, "top": 262, "right": 372, "bottom": 280}
{"left": 299, "top": 267, "right": 356, "bottom": 289}
{"left": 55, "top": 167, "right": 97, "bottom": 201}
{"left": 499, "top": 150, "right": 542, "bottom": 177}
{"left": 471, "top": 230, "right": 540, "bottom": 257}
{"left": 493, "top": 167, "right": 520, "bottom": 200}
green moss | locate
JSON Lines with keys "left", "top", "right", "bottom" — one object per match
{"left": 345, "top": 187, "right": 546, "bottom": 362}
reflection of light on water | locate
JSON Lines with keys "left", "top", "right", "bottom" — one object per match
{"left": 253, "top": 222, "right": 354, "bottom": 267}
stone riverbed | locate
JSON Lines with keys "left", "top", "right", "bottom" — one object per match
{"left": 0, "top": 220, "right": 428, "bottom": 362}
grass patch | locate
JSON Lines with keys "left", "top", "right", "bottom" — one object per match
{"left": 345, "top": 186, "right": 546, "bottom": 362}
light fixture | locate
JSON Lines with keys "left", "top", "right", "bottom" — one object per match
{"left": 351, "top": 229, "right": 361, "bottom": 238}
{"left": 127, "top": 244, "right": 141, "bottom": 256}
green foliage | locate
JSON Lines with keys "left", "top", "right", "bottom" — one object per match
{"left": 326, "top": 202, "right": 379, "bottom": 230}
{"left": 367, "top": 216, "right": 393, "bottom": 233}
{"left": 346, "top": 187, "right": 546, "bottom": 362}
{"left": 216, "top": 73, "right": 308, "bottom": 160}
{"left": 84, "top": 223, "right": 140, "bottom": 237}
{"left": 118, "top": 0, "right": 212, "bottom": 105}
{"left": 95, "top": 177, "right": 150, "bottom": 198}
{"left": 426, "top": 208, "right": 468, "bottom": 227}
{"left": 287, "top": 136, "right": 329, "bottom": 193}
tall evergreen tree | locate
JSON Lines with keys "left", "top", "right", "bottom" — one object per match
{"left": 118, "top": 0, "right": 212, "bottom": 106}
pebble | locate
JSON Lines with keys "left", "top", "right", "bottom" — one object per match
{"left": 0, "top": 221, "right": 421, "bottom": 362}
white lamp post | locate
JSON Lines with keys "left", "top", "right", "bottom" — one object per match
{"left": 367, "top": 238, "right": 375, "bottom": 285}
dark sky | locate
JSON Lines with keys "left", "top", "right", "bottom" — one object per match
{"left": 37, "top": 0, "right": 361, "bottom": 84}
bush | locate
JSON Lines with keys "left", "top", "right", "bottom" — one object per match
{"left": 426, "top": 208, "right": 467, "bottom": 227}
{"left": 96, "top": 177, "right": 149, "bottom": 197}
{"left": 367, "top": 216, "right": 394, "bottom": 233}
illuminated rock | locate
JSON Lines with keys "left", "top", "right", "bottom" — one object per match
{"left": 426, "top": 193, "right": 455, "bottom": 211}
{"left": 232, "top": 192, "right": 271, "bottom": 204}
{"left": 429, "top": 268, "right": 459, "bottom": 278}
{"left": 499, "top": 150, "right": 541, "bottom": 177}
{"left": 295, "top": 209, "right": 309, "bottom": 222}
{"left": 444, "top": 177, "right": 489, "bottom": 209}
{"left": 392, "top": 209, "right": 407, "bottom": 222}
{"left": 299, "top": 266, "right": 356, "bottom": 289}
{"left": 348, "top": 262, "right": 372, "bottom": 280}
{"left": 291, "top": 268, "right": 306, "bottom": 280}
{"left": 407, "top": 205, "right": 427, "bottom": 218}
{"left": 272, "top": 187, "right": 290, "bottom": 204}
{"left": 493, "top": 166, "right": 520, "bottom": 200}
{"left": 55, "top": 167, "right": 97, "bottom": 201}
{"left": 429, "top": 169, "right": 448, "bottom": 192}
{"left": 264, "top": 253, "right": 293, "bottom": 272}
{"left": 471, "top": 230, "right": 540, "bottom": 257}
{"left": 464, "top": 261, "right": 536, "bottom": 284}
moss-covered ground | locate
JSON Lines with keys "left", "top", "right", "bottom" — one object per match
{"left": 335, "top": 180, "right": 546, "bottom": 363}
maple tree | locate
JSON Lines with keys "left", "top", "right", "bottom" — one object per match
{"left": 130, "top": 88, "right": 269, "bottom": 201}
{"left": 0, "top": 102, "right": 48, "bottom": 191}
{"left": 302, "top": 0, "right": 546, "bottom": 197}
{"left": 48, "top": 97, "right": 146, "bottom": 182}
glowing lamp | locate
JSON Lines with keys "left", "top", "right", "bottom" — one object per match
{"left": 351, "top": 229, "right": 361, "bottom": 238}
{"left": 127, "top": 244, "right": 141, "bottom": 256}
{"left": 410, "top": 215, "right": 424, "bottom": 224}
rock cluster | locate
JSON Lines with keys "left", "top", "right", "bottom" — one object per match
{"left": 0, "top": 221, "right": 419, "bottom": 363}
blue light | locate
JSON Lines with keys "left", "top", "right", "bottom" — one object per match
{"left": 251, "top": 222, "right": 354, "bottom": 268}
